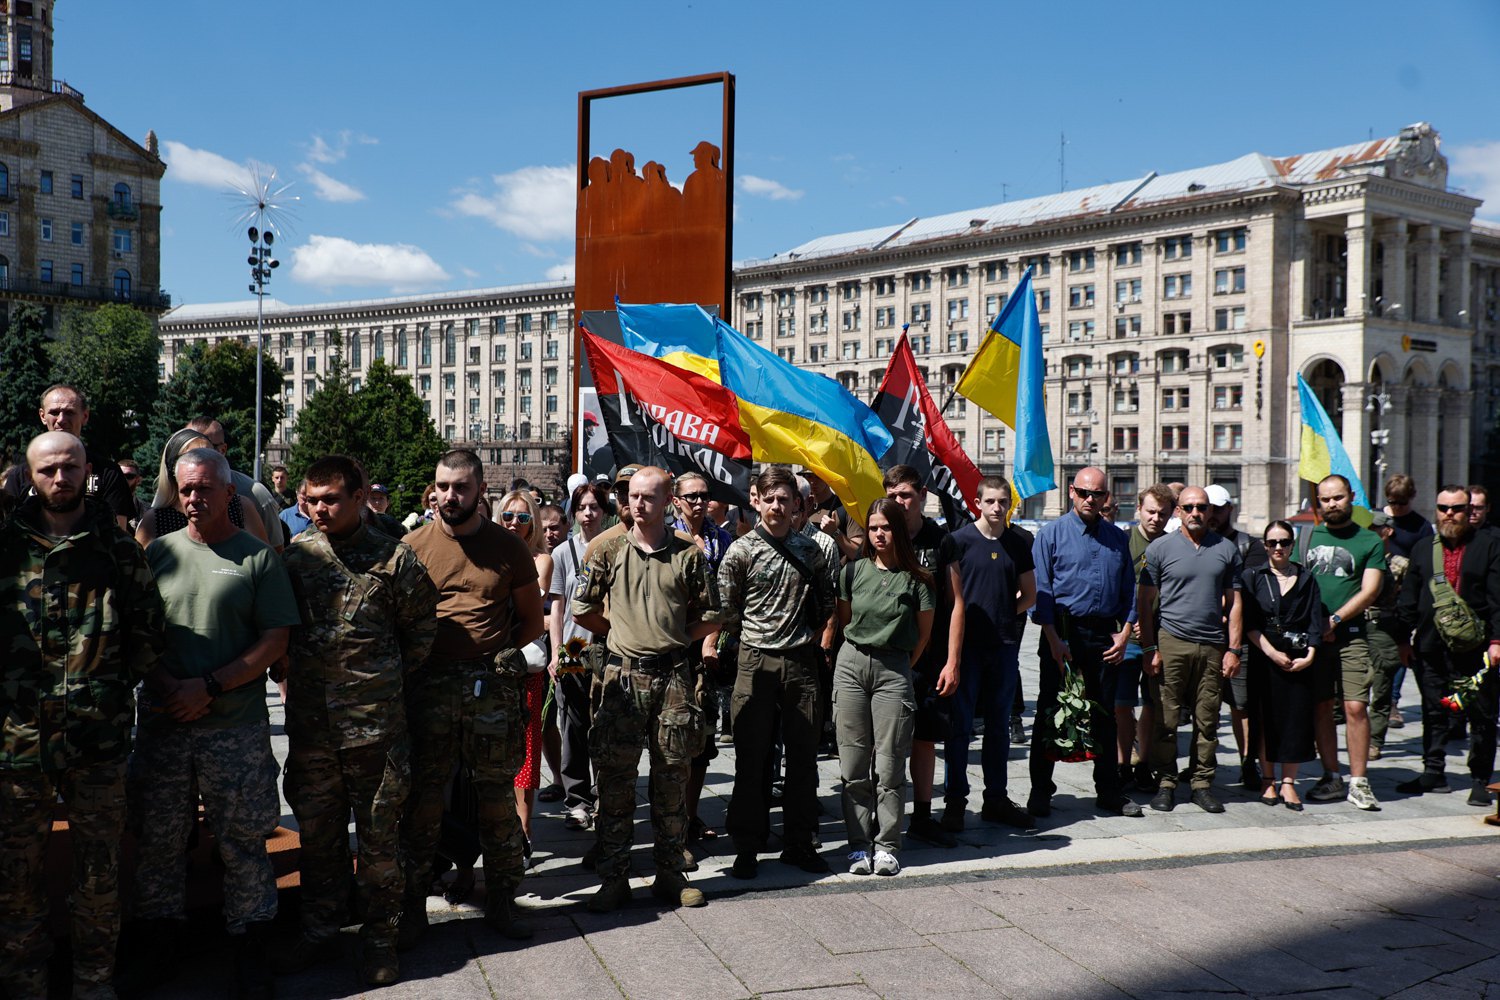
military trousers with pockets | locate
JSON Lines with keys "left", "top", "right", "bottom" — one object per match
{"left": 590, "top": 658, "right": 704, "bottom": 879}
{"left": 726, "top": 645, "right": 822, "bottom": 854}
{"left": 129, "top": 720, "right": 281, "bottom": 932}
{"left": 0, "top": 759, "right": 126, "bottom": 999}
{"left": 285, "top": 736, "right": 409, "bottom": 947}
{"left": 401, "top": 659, "right": 526, "bottom": 900}
{"left": 1150, "top": 632, "right": 1225, "bottom": 790}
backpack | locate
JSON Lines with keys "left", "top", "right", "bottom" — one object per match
{"left": 1428, "top": 537, "right": 1485, "bottom": 652}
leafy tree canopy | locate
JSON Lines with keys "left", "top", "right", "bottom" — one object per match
{"left": 50, "top": 304, "right": 161, "bottom": 464}
{"left": 0, "top": 304, "right": 53, "bottom": 466}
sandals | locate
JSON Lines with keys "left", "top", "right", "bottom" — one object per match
{"left": 1260, "top": 778, "right": 1282, "bottom": 807}
{"left": 1281, "top": 777, "right": 1304, "bottom": 812}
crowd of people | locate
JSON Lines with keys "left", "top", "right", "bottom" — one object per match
{"left": 2, "top": 381, "right": 1499, "bottom": 999}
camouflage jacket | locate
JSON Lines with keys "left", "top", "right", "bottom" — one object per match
{"left": 717, "top": 528, "right": 837, "bottom": 651}
{"left": 0, "top": 499, "right": 165, "bottom": 773}
{"left": 283, "top": 521, "right": 439, "bottom": 747}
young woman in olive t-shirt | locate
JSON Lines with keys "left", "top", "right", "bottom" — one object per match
{"left": 834, "top": 497, "right": 935, "bottom": 877}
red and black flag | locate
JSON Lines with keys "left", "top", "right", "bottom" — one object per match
{"left": 580, "top": 328, "right": 753, "bottom": 505}
{"left": 872, "top": 330, "right": 982, "bottom": 524}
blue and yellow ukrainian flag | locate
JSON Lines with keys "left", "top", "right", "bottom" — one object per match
{"left": 954, "top": 267, "right": 1056, "bottom": 499}
{"left": 1296, "top": 373, "right": 1370, "bottom": 507}
{"left": 616, "top": 301, "right": 721, "bottom": 381}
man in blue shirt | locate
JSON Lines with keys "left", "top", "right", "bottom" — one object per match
{"left": 1027, "top": 467, "right": 1143, "bottom": 818}
{"left": 280, "top": 486, "right": 311, "bottom": 539}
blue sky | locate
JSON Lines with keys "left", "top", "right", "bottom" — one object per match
{"left": 61, "top": 0, "right": 1500, "bottom": 307}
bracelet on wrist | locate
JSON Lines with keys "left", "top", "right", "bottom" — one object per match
{"left": 1141, "top": 645, "right": 1158, "bottom": 653}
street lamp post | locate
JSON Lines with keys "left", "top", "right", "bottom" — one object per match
{"left": 247, "top": 226, "right": 278, "bottom": 482}
{"left": 1366, "top": 385, "right": 1392, "bottom": 492}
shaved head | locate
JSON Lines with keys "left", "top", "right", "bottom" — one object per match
{"left": 27, "top": 430, "right": 86, "bottom": 467}
{"left": 26, "top": 431, "right": 89, "bottom": 516}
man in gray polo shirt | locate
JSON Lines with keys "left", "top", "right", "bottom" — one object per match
{"left": 1137, "top": 486, "right": 1243, "bottom": 813}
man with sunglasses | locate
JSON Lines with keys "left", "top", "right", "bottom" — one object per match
{"left": 1137, "top": 485, "right": 1243, "bottom": 813}
{"left": 1302, "top": 474, "right": 1386, "bottom": 810}
{"left": 1029, "top": 467, "right": 1144, "bottom": 818}
{"left": 1395, "top": 485, "right": 1500, "bottom": 805}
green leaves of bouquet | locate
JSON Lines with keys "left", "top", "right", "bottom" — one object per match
{"left": 1044, "top": 664, "right": 1098, "bottom": 762}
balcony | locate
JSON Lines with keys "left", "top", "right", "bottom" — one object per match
{"left": 107, "top": 201, "right": 139, "bottom": 221}
{"left": 0, "top": 275, "right": 170, "bottom": 311}
{"left": 0, "top": 73, "right": 85, "bottom": 100}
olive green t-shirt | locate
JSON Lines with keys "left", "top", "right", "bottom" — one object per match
{"left": 838, "top": 559, "right": 935, "bottom": 653}
{"left": 144, "top": 528, "right": 300, "bottom": 729}
{"left": 572, "top": 529, "right": 723, "bottom": 659}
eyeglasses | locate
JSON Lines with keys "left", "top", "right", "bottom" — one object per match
{"left": 501, "top": 511, "right": 533, "bottom": 524}
{"left": 677, "top": 492, "right": 710, "bottom": 503}
{"left": 1179, "top": 503, "right": 1211, "bottom": 512}
{"left": 1072, "top": 487, "right": 1108, "bottom": 501}
{"left": 1264, "top": 538, "right": 1293, "bottom": 549}
{"left": 1435, "top": 503, "right": 1469, "bottom": 514}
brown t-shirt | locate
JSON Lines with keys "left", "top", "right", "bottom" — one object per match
{"left": 405, "top": 518, "right": 539, "bottom": 659}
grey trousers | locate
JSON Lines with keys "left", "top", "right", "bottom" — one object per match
{"left": 833, "top": 644, "right": 915, "bottom": 855}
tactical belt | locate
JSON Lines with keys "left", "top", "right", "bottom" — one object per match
{"left": 607, "top": 650, "right": 686, "bottom": 676}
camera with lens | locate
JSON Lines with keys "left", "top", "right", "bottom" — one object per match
{"left": 1279, "top": 631, "right": 1311, "bottom": 648}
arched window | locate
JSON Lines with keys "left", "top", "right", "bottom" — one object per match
{"left": 0, "top": 163, "right": 9, "bottom": 198}
{"left": 373, "top": 331, "right": 385, "bottom": 361}
{"left": 113, "top": 182, "right": 131, "bottom": 208}
{"left": 349, "top": 332, "right": 362, "bottom": 369}
{"left": 112, "top": 268, "right": 131, "bottom": 300}
{"left": 0, "top": 254, "right": 9, "bottom": 288}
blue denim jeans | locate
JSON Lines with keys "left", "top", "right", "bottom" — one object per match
{"left": 944, "top": 642, "right": 1021, "bottom": 807}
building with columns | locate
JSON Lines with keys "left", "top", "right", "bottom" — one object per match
{"left": 159, "top": 123, "right": 1498, "bottom": 521}
{"left": 0, "top": 0, "right": 168, "bottom": 330}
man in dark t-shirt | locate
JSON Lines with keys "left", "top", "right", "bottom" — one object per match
{"left": 884, "top": 465, "right": 964, "bottom": 848}
{"left": 942, "top": 475, "right": 1035, "bottom": 829}
{"left": 2, "top": 385, "right": 133, "bottom": 532}
{"left": 1383, "top": 473, "right": 1433, "bottom": 558}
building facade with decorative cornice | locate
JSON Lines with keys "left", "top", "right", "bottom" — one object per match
{"left": 159, "top": 123, "right": 1500, "bottom": 524}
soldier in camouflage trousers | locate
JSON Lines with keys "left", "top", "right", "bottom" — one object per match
{"left": 400, "top": 449, "right": 545, "bottom": 945}
{"left": 0, "top": 432, "right": 165, "bottom": 1000}
{"left": 277, "top": 456, "right": 439, "bottom": 987}
{"left": 573, "top": 467, "right": 723, "bottom": 912}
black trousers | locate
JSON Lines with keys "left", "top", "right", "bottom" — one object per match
{"left": 1415, "top": 643, "right": 1498, "bottom": 781}
{"left": 726, "top": 645, "right": 822, "bottom": 853}
{"left": 1029, "top": 619, "right": 1123, "bottom": 802}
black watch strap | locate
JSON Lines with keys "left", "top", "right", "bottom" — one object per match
{"left": 204, "top": 673, "right": 224, "bottom": 699}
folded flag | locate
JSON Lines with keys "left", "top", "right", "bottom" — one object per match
{"left": 955, "top": 267, "right": 1055, "bottom": 499}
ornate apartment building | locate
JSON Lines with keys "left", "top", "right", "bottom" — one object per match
{"left": 159, "top": 123, "right": 1499, "bottom": 523}
{"left": 0, "top": 0, "right": 168, "bottom": 329}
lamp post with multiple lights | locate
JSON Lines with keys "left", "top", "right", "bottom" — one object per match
{"left": 247, "top": 225, "right": 278, "bottom": 481}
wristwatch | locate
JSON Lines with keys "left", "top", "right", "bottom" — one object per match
{"left": 1330, "top": 613, "right": 1343, "bottom": 627}
{"left": 203, "top": 673, "right": 224, "bottom": 699}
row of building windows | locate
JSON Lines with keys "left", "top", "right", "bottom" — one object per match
{"left": 1062, "top": 423, "right": 1246, "bottom": 453}
{"left": 0, "top": 164, "right": 135, "bottom": 207}
{"left": 18, "top": 215, "right": 135, "bottom": 250}
{"left": 0, "top": 254, "right": 132, "bottom": 294}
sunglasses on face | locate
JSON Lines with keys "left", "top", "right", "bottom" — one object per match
{"left": 1072, "top": 487, "right": 1108, "bottom": 501}
{"left": 677, "top": 492, "right": 709, "bottom": 503}
{"left": 1179, "top": 503, "right": 1211, "bottom": 512}
{"left": 1435, "top": 503, "right": 1469, "bottom": 514}
{"left": 501, "top": 511, "right": 533, "bottom": 524}
{"left": 1265, "top": 538, "right": 1293, "bottom": 549}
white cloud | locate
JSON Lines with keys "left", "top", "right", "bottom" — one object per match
{"left": 290, "top": 235, "right": 449, "bottom": 291}
{"left": 739, "top": 174, "right": 804, "bottom": 201}
{"left": 307, "top": 130, "right": 378, "bottom": 165}
{"left": 1450, "top": 140, "right": 1500, "bottom": 220}
{"left": 161, "top": 140, "right": 259, "bottom": 191}
{"left": 451, "top": 165, "right": 575, "bottom": 241}
{"left": 297, "top": 164, "right": 365, "bottom": 203}
{"left": 460, "top": 266, "right": 481, "bottom": 279}
{"left": 545, "top": 257, "right": 575, "bottom": 282}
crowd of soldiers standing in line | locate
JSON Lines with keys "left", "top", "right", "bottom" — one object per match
{"left": 3, "top": 381, "right": 1498, "bottom": 998}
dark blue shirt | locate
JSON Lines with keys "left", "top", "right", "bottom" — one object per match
{"left": 1030, "top": 510, "right": 1135, "bottom": 626}
{"left": 280, "top": 505, "right": 311, "bottom": 539}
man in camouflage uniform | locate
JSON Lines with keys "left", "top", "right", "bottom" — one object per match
{"left": 0, "top": 432, "right": 164, "bottom": 1000}
{"left": 276, "top": 456, "right": 438, "bottom": 986}
{"left": 400, "top": 450, "right": 544, "bottom": 945}
{"left": 132, "top": 447, "right": 299, "bottom": 1000}
{"left": 717, "top": 466, "right": 836, "bottom": 880}
{"left": 574, "top": 466, "right": 723, "bottom": 912}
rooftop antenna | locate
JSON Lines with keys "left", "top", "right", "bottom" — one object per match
{"left": 1059, "top": 132, "right": 1068, "bottom": 192}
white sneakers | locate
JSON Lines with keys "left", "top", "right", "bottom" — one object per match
{"left": 1347, "top": 776, "right": 1380, "bottom": 811}
{"left": 849, "top": 850, "right": 901, "bottom": 875}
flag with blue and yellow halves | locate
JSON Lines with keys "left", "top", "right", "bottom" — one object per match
{"left": 954, "top": 267, "right": 1055, "bottom": 499}
{"left": 1296, "top": 373, "right": 1370, "bottom": 507}
{"left": 617, "top": 301, "right": 722, "bottom": 382}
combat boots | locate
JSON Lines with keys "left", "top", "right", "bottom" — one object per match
{"left": 483, "top": 897, "right": 534, "bottom": 940}
{"left": 651, "top": 870, "right": 706, "bottom": 908}
{"left": 359, "top": 941, "right": 400, "bottom": 987}
{"left": 586, "top": 876, "right": 633, "bottom": 913}
{"left": 229, "top": 921, "right": 275, "bottom": 1000}
{"left": 268, "top": 934, "right": 339, "bottom": 976}
{"left": 396, "top": 893, "right": 428, "bottom": 951}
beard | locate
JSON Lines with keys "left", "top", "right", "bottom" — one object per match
{"left": 438, "top": 495, "right": 479, "bottom": 526}
{"left": 41, "top": 489, "right": 85, "bottom": 514}
{"left": 1438, "top": 520, "right": 1470, "bottom": 543}
{"left": 1322, "top": 506, "right": 1352, "bottom": 526}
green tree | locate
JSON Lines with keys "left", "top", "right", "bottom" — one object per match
{"left": 51, "top": 304, "right": 161, "bottom": 463}
{"left": 288, "top": 332, "right": 357, "bottom": 478}
{"left": 138, "top": 339, "right": 283, "bottom": 488}
{"left": 347, "top": 359, "right": 445, "bottom": 516}
{"left": 0, "top": 304, "right": 53, "bottom": 465}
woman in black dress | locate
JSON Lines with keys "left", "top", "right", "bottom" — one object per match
{"left": 1242, "top": 520, "right": 1324, "bottom": 811}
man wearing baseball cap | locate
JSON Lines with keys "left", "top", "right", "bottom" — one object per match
{"left": 1206, "top": 485, "right": 1267, "bottom": 790}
